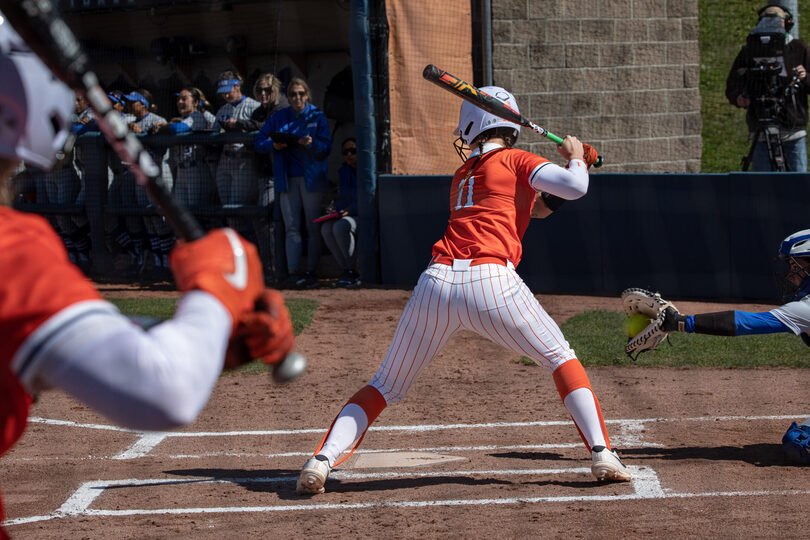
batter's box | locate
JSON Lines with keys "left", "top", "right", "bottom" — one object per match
{"left": 5, "top": 466, "right": 662, "bottom": 526}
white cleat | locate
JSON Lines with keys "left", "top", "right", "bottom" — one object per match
{"left": 296, "top": 454, "right": 331, "bottom": 495}
{"left": 591, "top": 445, "right": 631, "bottom": 482}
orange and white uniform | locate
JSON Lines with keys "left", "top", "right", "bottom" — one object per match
{"left": 0, "top": 208, "right": 233, "bottom": 533}
{"left": 311, "top": 143, "right": 615, "bottom": 470}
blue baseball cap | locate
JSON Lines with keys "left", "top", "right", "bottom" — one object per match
{"left": 107, "top": 92, "right": 122, "bottom": 104}
{"left": 123, "top": 91, "right": 149, "bottom": 108}
{"left": 217, "top": 78, "right": 240, "bottom": 94}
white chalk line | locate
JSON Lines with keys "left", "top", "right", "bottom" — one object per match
{"left": 5, "top": 413, "right": 805, "bottom": 527}
{"left": 22, "top": 413, "right": 797, "bottom": 460}
{"left": 28, "top": 413, "right": 807, "bottom": 436}
{"left": 7, "top": 466, "right": 809, "bottom": 526}
{"left": 5, "top": 442, "right": 642, "bottom": 463}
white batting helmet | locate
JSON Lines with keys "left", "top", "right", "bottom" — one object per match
{"left": 779, "top": 229, "right": 810, "bottom": 260}
{"left": 454, "top": 86, "right": 521, "bottom": 146}
{"left": 0, "top": 17, "right": 74, "bottom": 169}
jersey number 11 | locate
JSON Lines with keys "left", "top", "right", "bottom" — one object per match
{"left": 455, "top": 175, "right": 475, "bottom": 210}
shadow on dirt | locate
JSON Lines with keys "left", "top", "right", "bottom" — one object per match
{"left": 165, "top": 467, "right": 519, "bottom": 500}
{"left": 489, "top": 451, "right": 571, "bottom": 461}
{"left": 619, "top": 443, "right": 790, "bottom": 467}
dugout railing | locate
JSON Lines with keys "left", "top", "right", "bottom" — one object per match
{"left": 12, "top": 131, "right": 277, "bottom": 278}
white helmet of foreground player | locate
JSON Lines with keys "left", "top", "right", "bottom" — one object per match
{"left": 0, "top": 16, "right": 74, "bottom": 170}
{"left": 454, "top": 86, "right": 521, "bottom": 147}
{"left": 777, "top": 228, "right": 810, "bottom": 302}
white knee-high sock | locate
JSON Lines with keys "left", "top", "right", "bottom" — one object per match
{"left": 563, "top": 387, "right": 607, "bottom": 449}
{"left": 319, "top": 403, "right": 369, "bottom": 466}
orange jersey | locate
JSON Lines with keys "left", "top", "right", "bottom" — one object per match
{"left": 0, "top": 207, "right": 101, "bottom": 456}
{"left": 432, "top": 147, "right": 547, "bottom": 266}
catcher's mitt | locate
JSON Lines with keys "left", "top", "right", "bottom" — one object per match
{"left": 620, "top": 288, "right": 680, "bottom": 359}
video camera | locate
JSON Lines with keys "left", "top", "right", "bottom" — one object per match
{"left": 745, "top": 15, "right": 802, "bottom": 126}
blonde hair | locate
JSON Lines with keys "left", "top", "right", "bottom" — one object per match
{"left": 253, "top": 73, "right": 281, "bottom": 105}
{"left": 763, "top": 5, "right": 788, "bottom": 18}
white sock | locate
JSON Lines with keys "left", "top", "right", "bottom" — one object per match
{"left": 563, "top": 387, "right": 607, "bottom": 450}
{"left": 319, "top": 403, "right": 369, "bottom": 467}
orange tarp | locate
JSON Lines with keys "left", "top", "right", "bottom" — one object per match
{"left": 386, "top": 0, "right": 472, "bottom": 175}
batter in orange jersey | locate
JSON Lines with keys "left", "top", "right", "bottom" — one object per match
{"left": 295, "top": 86, "right": 630, "bottom": 495}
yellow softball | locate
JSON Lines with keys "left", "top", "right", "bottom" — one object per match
{"left": 624, "top": 313, "right": 651, "bottom": 338}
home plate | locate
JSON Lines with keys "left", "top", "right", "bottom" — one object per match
{"left": 351, "top": 452, "right": 469, "bottom": 469}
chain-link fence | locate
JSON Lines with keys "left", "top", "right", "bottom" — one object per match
{"left": 12, "top": 131, "right": 292, "bottom": 282}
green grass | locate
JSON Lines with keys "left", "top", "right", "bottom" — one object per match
{"left": 515, "top": 310, "right": 810, "bottom": 368}
{"left": 107, "top": 296, "right": 319, "bottom": 375}
{"left": 699, "top": 1, "right": 810, "bottom": 171}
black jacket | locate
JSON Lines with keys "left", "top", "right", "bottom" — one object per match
{"left": 248, "top": 104, "right": 279, "bottom": 177}
{"left": 726, "top": 37, "right": 810, "bottom": 136}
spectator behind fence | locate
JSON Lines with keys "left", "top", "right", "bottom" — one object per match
{"left": 191, "top": 87, "right": 222, "bottom": 193}
{"left": 246, "top": 72, "right": 283, "bottom": 279}
{"left": 255, "top": 77, "right": 332, "bottom": 290}
{"left": 36, "top": 145, "right": 88, "bottom": 269}
{"left": 105, "top": 90, "right": 145, "bottom": 276}
{"left": 321, "top": 137, "right": 359, "bottom": 288}
{"left": 123, "top": 89, "right": 175, "bottom": 280}
{"left": 195, "top": 87, "right": 219, "bottom": 130}
{"left": 153, "top": 88, "right": 218, "bottom": 214}
{"left": 65, "top": 91, "right": 95, "bottom": 269}
{"left": 214, "top": 70, "right": 260, "bottom": 237}
{"left": 726, "top": 4, "right": 810, "bottom": 172}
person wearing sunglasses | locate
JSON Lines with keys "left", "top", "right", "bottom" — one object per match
{"left": 254, "top": 76, "right": 332, "bottom": 290}
{"left": 245, "top": 73, "right": 284, "bottom": 280}
{"left": 321, "top": 137, "right": 359, "bottom": 288}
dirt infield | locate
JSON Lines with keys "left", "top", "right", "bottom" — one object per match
{"left": 3, "top": 288, "right": 808, "bottom": 538}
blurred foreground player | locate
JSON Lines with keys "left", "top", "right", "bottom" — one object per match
{"left": 0, "top": 22, "right": 293, "bottom": 538}
{"left": 296, "top": 86, "right": 629, "bottom": 495}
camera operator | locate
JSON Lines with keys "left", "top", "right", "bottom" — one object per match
{"left": 726, "top": 4, "right": 810, "bottom": 172}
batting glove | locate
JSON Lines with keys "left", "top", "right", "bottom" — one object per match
{"left": 225, "top": 289, "right": 295, "bottom": 368}
{"left": 169, "top": 228, "right": 264, "bottom": 331}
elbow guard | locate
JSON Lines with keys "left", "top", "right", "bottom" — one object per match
{"left": 541, "top": 192, "right": 566, "bottom": 212}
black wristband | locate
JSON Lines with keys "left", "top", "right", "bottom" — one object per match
{"left": 541, "top": 192, "right": 566, "bottom": 212}
{"left": 693, "top": 311, "right": 736, "bottom": 336}
{"left": 660, "top": 307, "right": 687, "bottom": 332}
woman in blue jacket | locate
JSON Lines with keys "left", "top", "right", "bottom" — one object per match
{"left": 255, "top": 77, "right": 332, "bottom": 289}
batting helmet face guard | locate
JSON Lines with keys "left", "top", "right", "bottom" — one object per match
{"left": 454, "top": 86, "right": 521, "bottom": 146}
{"left": 776, "top": 229, "right": 810, "bottom": 302}
{"left": 0, "top": 19, "right": 74, "bottom": 170}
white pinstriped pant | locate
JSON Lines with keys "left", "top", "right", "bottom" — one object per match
{"left": 370, "top": 261, "right": 577, "bottom": 404}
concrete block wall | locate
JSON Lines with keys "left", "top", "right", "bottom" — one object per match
{"left": 491, "top": 0, "right": 701, "bottom": 173}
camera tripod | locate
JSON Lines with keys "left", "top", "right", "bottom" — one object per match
{"left": 741, "top": 123, "right": 788, "bottom": 171}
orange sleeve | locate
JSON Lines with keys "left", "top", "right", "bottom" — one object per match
{"left": 0, "top": 209, "right": 102, "bottom": 367}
